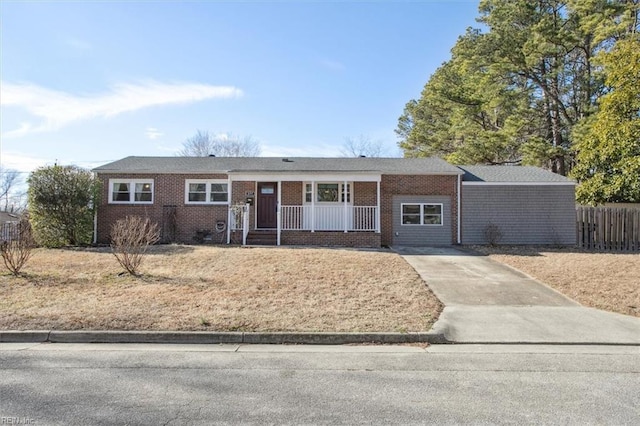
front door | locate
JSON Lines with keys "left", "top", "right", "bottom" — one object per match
{"left": 257, "top": 182, "right": 278, "bottom": 228}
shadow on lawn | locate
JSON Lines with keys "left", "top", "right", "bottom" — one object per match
{"left": 57, "top": 244, "right": 198, "bottom": 256}
{"left": 465, "top": 244, "right": 640, "bottom": 257}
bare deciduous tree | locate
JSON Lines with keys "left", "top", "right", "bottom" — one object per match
{"left": 0, "top": 168, "right": 21, "bottom": 212}
{"left": 110, "top": 216, "right": 160, "bottom": 276}
{"left": 340, "top": 135, "right": 385, "bottom": 158}
{"left": 0, "top": 216, "right": 35, "bottom": 276}
{"left": 178, "top": 130, "right": 261, "bottom": 157}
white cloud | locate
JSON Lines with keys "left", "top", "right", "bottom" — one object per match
{"left": 145, "top": 127, "right": 164, "bottom": 140}
{"left": 0, "top": 80, "right": 243, "bottom": 138}
{"left": 1, "top": 152, "right": 50, "bottom": 173}
{"left": 0, "top": 152, "right": 114, "bottom": 174}
{"left": 1, "top": 122, "right": 33, "bottom": 139}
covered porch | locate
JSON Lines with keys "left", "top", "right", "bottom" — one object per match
{"left": 228, "top": 172, "right": 381, "bottom": 246}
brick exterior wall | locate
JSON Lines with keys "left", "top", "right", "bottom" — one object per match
{"left": 281, "top": 231, "right": 380, "bottom": 247}
{"left": 353, "top": 181, "right": 377, "bottom": 206}
{"left": 97, "top": 173, "right": 459, "bottom": 247}
{"left": 281, "top": 181, "right": 302, "bottom": 205}
{"left": 97, "top": 173, "right": 229, "bottom": 244}
{"left": 380, "top": 175, "right": 458, "bottom": 246}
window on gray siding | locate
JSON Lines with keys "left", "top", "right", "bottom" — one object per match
{"left": 401, "top": 203, "right": 442, "bottom": 226}
{"left": 423, "top": 204, "right": 442, "bottom": 224}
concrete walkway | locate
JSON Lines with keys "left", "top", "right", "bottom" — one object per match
{"left": 396, "top": 246, "right": 640, "bottom": 345}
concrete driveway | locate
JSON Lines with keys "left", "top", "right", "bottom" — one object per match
{"left": 396, "top": 246, "right": 640, "bottom": 344}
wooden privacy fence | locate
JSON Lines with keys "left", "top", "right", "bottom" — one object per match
{"left": 576, "top": 206, "right": 640, "bottom": 251}
{"left": 0, "top": 222, "right": 22, "bottom": 242}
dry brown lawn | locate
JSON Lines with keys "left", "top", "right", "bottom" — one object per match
{"left": 0, "top": 245, "right": 442, "bottom": 332}
{"left": 472, "top": 246, "right": 640, "bottom": 318}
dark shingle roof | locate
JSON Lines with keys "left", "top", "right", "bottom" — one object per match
{"left": 0, "top": 211, "right": 20, "bottom": 223}
{"left": 93, "top": 156, "right": 463, "bottom": 175}
{"left": 459, "top": 165, "right": 574, "bottom": 183}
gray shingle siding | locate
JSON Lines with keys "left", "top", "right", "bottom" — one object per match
{"left": 461, "top": 185, "right": 576, "bottom": 245}
{"left": 392, "top": 195, "right": 452, "bottom": 246}
{"left": 459, "top": 165, "right": 573, "bottom": 183}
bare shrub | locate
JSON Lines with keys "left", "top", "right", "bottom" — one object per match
{"left": 110, "top": 216, "right": 160, "bottom": 276}
{"left": 483, "top": 222, "right": 503, "bottom": 246}
{"left": 1, "top": 217, "right": 36, "bottom": 276}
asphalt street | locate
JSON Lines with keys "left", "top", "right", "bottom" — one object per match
{"left": 1, "top": 343, "right": 639, "bottom": 425}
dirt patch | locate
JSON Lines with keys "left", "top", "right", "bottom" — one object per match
{"left": 0, "top": 245, "right": 442, "bottom": 332}
{"left": 471, "top": 246, "right": 640, "bottom": 318}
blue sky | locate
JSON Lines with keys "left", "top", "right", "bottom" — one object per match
{"left": 1, "top": 0, "right": 480, "bottom": 175}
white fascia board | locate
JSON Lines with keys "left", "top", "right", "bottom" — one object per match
{"left": 462, "top": 181, "right": 576, "bottom": 186}
{"left": 228, "top": 172, "right": 381, "bottom": 182}
{"left": 383, "top": 171, "right": 464, "bottom": 176}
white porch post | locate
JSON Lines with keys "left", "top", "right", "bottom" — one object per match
{"left": 376, "top": 179, "right": 381, "bottom": 233}
{"left": 343, "top": 180, "right": 348, "bottom": 233}
{"left": 277, "top": 180, "right": 282, "bottom": 246}
{"left": 311, "top": 180, "right": 315, "bottom": 232}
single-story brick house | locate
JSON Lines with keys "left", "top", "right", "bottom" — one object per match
{"left": 92, "top": 156, "right": 576, "bottom": 247}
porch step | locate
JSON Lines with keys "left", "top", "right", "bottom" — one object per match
{"left": 246, "top": 230, "right": 277, "bottom": 246}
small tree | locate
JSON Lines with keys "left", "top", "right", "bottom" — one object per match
{"left": 28, "top": 165, "right": 101, "bottom": 247}
{"left": 1, "top": 217, "right": 36, "bottom": 276}
{"left": 0, "top": 168, "right": 21, "bottom": 212}
{"left": 110, "top": 216, "right": 160, "bottom": 276}
{"left": 483, "top": 222, "right": 503, "bottom": 247}
{"left": 340, "top": 135, "right": 385, "bottom": 158}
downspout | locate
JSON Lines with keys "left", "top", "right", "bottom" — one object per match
{"left": 227, "top": 176, "right": 232, "bottom": 244}
{"left": 93, "top": 206, "right": 98, "bottom": 245}
{"left": 457, "top": 174, "right": 461, "bottom": 245}
{"left": 92, "top": 172, "right": 98, "bottom": 245}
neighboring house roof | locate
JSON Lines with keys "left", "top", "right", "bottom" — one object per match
{"left": 93, "top": 156, "right": 464, "bottom": 175}
{"left": 0, "top": 211, "right": 20, "bottom": 223}
{"left": 459, "top": 165, "right": 574, "bottom": 183}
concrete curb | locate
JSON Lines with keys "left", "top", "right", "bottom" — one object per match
{"left": 0, "top": 330, "right": 448, "bottom": 345}
{"left": 0, "top": 331, "right": 51, "bottom": 343}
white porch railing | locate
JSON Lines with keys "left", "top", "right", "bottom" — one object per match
{"left": 229, "top": 203, "right": 250, "bottom": 245}
{"left": 281, "top": 205, "right": 378, "bottom": 231}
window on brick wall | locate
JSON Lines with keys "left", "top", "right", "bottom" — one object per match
{"left": 304, "top": 182, "right": 352, "bottom": 203}
{"left": 185, "top": 180, "right": 229, "bottom": 204}
{"left": 109, "top": 179, "right": 154, "bottom": 204}
{"left": 401, "top": 203, "right": 442, "bottom": 226}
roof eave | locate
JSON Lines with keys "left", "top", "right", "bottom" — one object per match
{"left": 462, "top": 181, "right": 576, "bottom": 185}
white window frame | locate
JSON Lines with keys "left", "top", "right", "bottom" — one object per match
{"left": 303, "top": 182, "right": 352, "bottom": 204}
{"left": 400, "top": 203, "right": 443, "bottom": 226}
{"left": 109, "top": 179, "right": 154, "bottom": 204}
{"left": 185, "top": 179, "right": 229, "bottom": 205}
